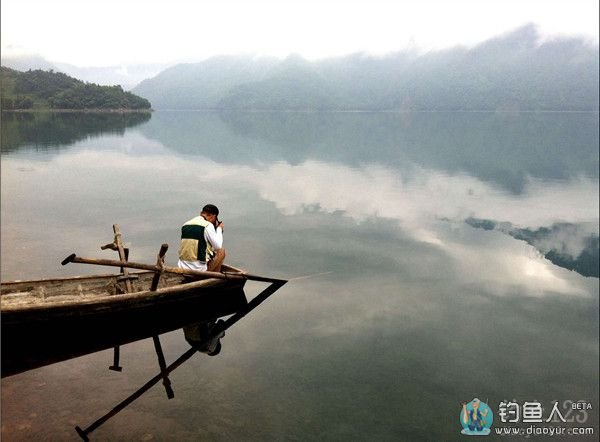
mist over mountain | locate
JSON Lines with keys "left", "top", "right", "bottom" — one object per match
{"left": 133, "top": 25, "right": 599, "bottom": 111}
{"left": 133, "top": 55, "right": 280, "bottom": 109}
{"left": 0, "top": 54, "right": 56, "bottom": 72}
{"left": 53, "top": 63, "right": 170, "bottom": 90}
{"left": 1, "top": 55, "right": 170, "bottom": 90}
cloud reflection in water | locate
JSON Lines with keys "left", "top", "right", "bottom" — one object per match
{"left": 3, "top": 148, "right": 596, "bottom": 298}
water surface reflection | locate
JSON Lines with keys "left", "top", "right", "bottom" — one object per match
{"left": 1, "top": 111, "right": 598, "bottom": 440}
{"left": 1, "top": 112, "right": 151, "bottom": 153}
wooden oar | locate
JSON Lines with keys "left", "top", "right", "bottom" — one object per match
{"left": 61, "top": 253, "right": 286, "bottom": 284}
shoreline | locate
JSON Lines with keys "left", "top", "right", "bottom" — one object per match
{"left": 2, "top": 108, "right": 596, "bottom": 114}
{"left": 1, "top": 108, "right": 153, "bottom": 114}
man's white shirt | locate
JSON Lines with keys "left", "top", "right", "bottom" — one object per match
{"left": 178, "top": 223, "right": 223, "bottom": 271}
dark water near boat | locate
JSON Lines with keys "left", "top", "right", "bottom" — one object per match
{"left": 1, "top": 111, "right": 598, "bottom": 440}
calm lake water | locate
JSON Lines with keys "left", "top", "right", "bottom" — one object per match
{"left": 1, "top": 111, "right": 599, "bottom": 440}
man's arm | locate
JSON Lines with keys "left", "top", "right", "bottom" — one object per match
{"left": 205, "top": 222, "right": 223, "bottom": 250}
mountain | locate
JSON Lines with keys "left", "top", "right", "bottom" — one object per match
{"left": 134, "top": 24, "right": 599, "bottom": 111}
{"left": 133, "top": 55, "right": 279, "bottom": 109}
{"left": 0, "top": 67, "right": 151, "bottom": 110}
{"left": 2, "top": 54, "right": 170, "bottom": 90}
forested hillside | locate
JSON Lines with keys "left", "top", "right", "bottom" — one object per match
{"left": 0, "top": 67, "right": 152, "bottom": 110}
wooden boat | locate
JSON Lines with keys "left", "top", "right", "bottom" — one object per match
{"left": 1, "top": 224, "right": 286, "bottom": 382}
{"left": 1, "top": 265, "right": 248, "bottom": 377}
{"left": 2, "top": 224, "right": 287, "bottom": 440}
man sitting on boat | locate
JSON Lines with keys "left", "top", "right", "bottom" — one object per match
{"left": 178, "top": 204, "right": 226, "bottom": 273}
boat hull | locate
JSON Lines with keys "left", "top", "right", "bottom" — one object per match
{"left": 1, "top": 270, "right": 247, "bottom": 377}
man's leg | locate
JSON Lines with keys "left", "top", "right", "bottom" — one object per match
{"left": 207, "top": 248, "right": 226, "bottom": 272}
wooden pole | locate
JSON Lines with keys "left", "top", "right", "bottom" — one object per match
{"left": 108, "top": 346, "right": 122, "bottom": 372}
{"left": 61, "top": 254, "right": 286, "bottom": 285}
{"left": 152, "top": 335, "right": 174, "bottom": 399}
{"left": 112, "top": 225, "right": 132, "bottom": 293}
{"left": 149, "top": 244, "right": 174, "bottom": 399}
{"left": 150, "top": 244, "right": 169, "bottom": 291}
{"left": 107, "top": 225, "right": 130, "bottom": 372}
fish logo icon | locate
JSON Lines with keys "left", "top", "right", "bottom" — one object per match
{"left": 460, "top": 398, "right": 493, "bottom": 435}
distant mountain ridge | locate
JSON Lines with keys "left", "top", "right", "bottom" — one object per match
{"left": 133, "top": 24, "right": 599, "bottom": 111}
{"left": 134, "top": 55, "right": 280, "bottom": 109}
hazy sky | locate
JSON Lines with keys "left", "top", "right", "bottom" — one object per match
{"left": 2, "top": 0, "right": 598, "bottom": 66}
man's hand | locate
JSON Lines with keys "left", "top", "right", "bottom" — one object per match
{"left": 217, "top": 221, "right": 224, "bottom": 231}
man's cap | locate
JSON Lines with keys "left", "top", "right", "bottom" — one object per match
{"left": 202, "top": 204, "right": 219, "bottom": 216}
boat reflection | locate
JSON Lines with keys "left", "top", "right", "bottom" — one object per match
{"left": 3, "top": 276, "right": 287, "bottom": 441}
{"left": 73, "top": 276, "right": 285, "bottom": 441}
{"left": 1, "top": 285, "right": 248, "bottom": 378}
{"left": 71, "top": 316, "right": 236, "bottom": 441}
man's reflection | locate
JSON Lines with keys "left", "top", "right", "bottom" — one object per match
{"left": 183, "top": 320, "right": 226, "bottom": 356}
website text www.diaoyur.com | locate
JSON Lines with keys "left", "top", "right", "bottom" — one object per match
{"left": 494, "top": 425, "right": 595, "bottom": 437}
